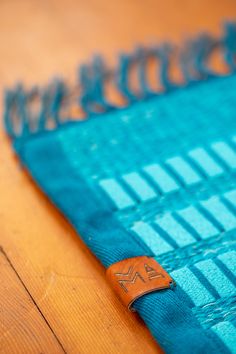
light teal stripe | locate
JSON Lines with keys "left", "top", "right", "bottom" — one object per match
{"left": 131, "top": 222, "right": 173, "bottom": 255}
{"left": 188, "top": 147, "right": 224, "bottom": 177}
{"left": 165, "top": 156, "right": 202, "bottom": 186}
{"left": 156, "top": 214, "right": 195, "bottom": 247}
{"left": 200, "top": 197, "right": 236, "bottom": 231}
{"left": 99, "top": 178, "right": 135, "bottom": 209}
{"left": 177, "top": 206, "right": 219, "bottom": 239}
{"left": 122, "top": 172, "right": 157, "bottom": 201}
{"left": 143, "top": 163, "right": 179, "bottom": 194}
{"left": 195, "top": 259, "right": 235, "bottom": 298}
{"left": 218, "top": 251, "right": 236, "bottom": 275}
{"left": 211, "top": 141, "right": 236, "bottom": 169}
{"left": 171, "top": 267, "right": 215, "bottom": 306}
{"left": 224, "top": 189, "right": 236, "bottom": 209}
{"left": 212, "top": 321, "right": 236, "bottom": 354}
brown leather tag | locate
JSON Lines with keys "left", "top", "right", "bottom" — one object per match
{"left": 106, "top": 256, "right": 174, "bottom": 311}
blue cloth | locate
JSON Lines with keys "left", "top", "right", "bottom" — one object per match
{"left": 4, "top": 23, "right": 236, "bottom": 353}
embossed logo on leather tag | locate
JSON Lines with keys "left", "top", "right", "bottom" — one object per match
{"left": 106, "top": 256, "right": 175, "bottom": 311}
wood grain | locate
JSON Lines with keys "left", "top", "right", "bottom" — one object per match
{"left": 0, "top": 247, "right": 64, "bottom": 353}
{"left": 0, "top": 0, "right": 235, "bottom": 353}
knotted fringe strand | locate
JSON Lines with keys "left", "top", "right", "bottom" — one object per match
{"left": 4, "top": 21, "right": 236, "bottom": 140}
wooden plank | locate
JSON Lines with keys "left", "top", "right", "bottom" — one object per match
{"left": 0, "top": 247, "right": 64, "bottom": 354}
{"left": 0, "top": 130, "right": 159, "bottom": 353}
{"left": 0, "top": 0, "right": 235, "bottom": 353}
{"left": 1, "top": 0, "right": 236, "bottom": 86}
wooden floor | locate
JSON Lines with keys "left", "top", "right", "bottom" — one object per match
{"left": 0, "top": 1, "right": 235, "bottom": 353}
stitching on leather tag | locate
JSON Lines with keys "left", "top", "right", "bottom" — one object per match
{"left": 106, "top": 256, "right": 175, "bottom": 311}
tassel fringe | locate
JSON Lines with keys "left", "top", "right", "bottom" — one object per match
{"left": 4, "top": 21, "right": 236, "bottom": 140}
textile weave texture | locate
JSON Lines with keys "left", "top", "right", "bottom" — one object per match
{"left": 4, "top": 23, "right": 236, "bottom": 353}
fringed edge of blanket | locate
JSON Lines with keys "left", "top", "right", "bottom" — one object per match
{"left": 3, "top": 21, "right": 236, "bottom": 140}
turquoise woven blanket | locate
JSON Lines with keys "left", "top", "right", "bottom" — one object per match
{"left": 4, "top": 22, "right": 236, "bottom": 353}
